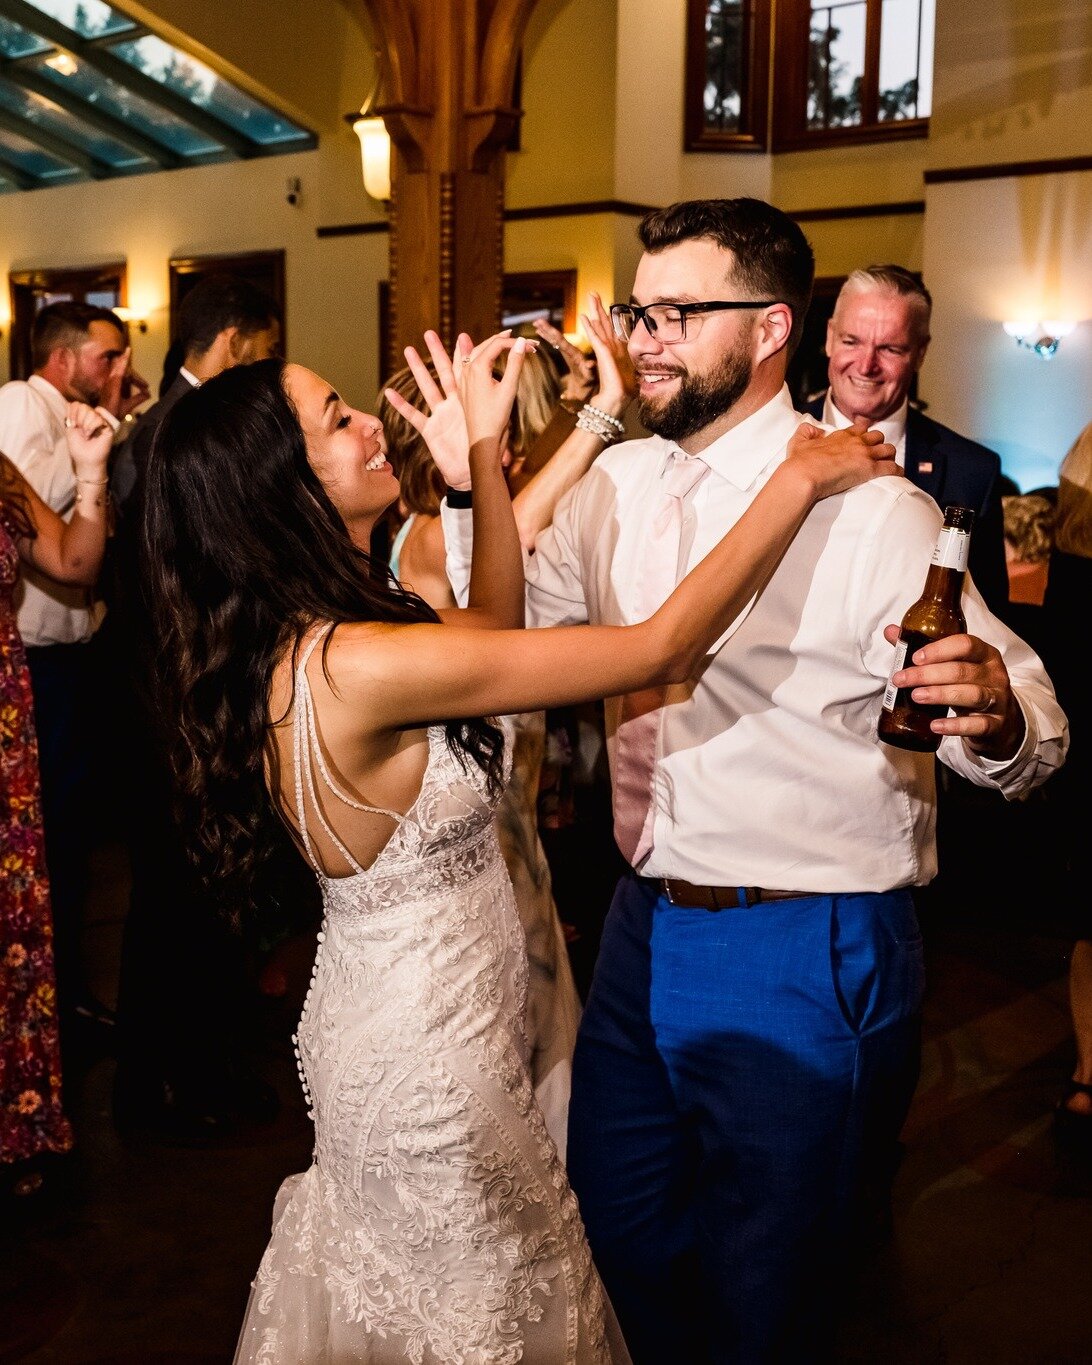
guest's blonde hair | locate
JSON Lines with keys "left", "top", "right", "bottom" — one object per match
{"left": 507, "top": 347, "right": 562, "bottom": 463}
{"left": 1054, "top": 419, "right": 1092, "bottom": 558}
{"left": 375, "top": 365, "right": 447, "bottom": 518}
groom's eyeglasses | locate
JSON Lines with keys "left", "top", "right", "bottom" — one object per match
{"left": 610, "top": 300, "right": 780, "bottom": 343}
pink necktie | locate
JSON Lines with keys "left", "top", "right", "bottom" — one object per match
{"left": 613, "top": 453, "right": 710, "bottom": 866}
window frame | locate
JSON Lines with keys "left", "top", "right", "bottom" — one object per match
{"left": 684, "top": 0, "right": 771, "bottom": 152}
{"left": 771, "top": 0, "right": 930, "bottom": 151}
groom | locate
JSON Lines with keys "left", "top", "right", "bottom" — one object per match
{"left": 440, "top": 197, "right": 1066, "bottom": 1361}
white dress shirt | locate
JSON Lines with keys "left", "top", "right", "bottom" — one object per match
{"left": 442, "top": 386, "right": 1067, "bottom": 891}
{"left": 823, "top": 391, "right": 908, "bottom": 467}
{"left": 0, "top": 374, "right": 114, "bottom": 647}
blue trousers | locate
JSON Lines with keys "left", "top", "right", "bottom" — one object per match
{"left": 567, "top": 874, "right": 925, "bottom": 1364}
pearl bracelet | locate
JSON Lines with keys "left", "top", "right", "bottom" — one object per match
{"left": 575, "top": 405, "right": 623, "bottom": 445}
{"left": 582, "top": 403, "right": 625, "bottom": 434}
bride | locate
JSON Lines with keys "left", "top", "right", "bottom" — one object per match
{"left": 141, "top": 330, "right": 895, "bottom": 1364}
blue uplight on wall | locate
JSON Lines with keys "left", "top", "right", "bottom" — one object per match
{"left": 1002, "top": 319, "right": 1077, "bottom": 360}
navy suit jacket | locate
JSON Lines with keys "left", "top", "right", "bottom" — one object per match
{"left": 111, "top": 372, "right": 196, "bottom": 515}
{"left": 804, "top": 393, "right": 1010, "bottom": 618}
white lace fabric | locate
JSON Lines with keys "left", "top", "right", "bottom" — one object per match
{"left": 235, "top": 628, "right": 629, "bottom": 1364}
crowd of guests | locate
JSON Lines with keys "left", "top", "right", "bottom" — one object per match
{"left": 0, "top": 196, "right": 1083, "bottom": 1362}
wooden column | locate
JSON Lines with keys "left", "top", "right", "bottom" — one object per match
{"left": 360, "top": 0, "right": 539, "bottom": 377}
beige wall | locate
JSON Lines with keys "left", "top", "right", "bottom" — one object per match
{"left": 922, "top": 172, "right": 1092, "bottom": 489}
{"left": 928, "top": 0, "right": 1092, "bottom": 173}
{"left": 509, "top": 0, "right": 617, "bottom": 207}
{"left": 919, "top": 0, "right": 1092, "bottom": 487}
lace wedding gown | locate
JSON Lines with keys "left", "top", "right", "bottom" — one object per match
{"left": 234, "top": 631, "right": 629, "bottom": 1364}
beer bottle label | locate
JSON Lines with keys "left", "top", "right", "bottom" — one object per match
{"left": 930, "top": 528, "right": 970, "bottom": 572}
{"left": 881, "top": 637, "right": 910, "bottom": 712}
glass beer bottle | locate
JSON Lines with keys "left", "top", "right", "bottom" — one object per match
{"left": 878, "top": 504, "right": 975, "bottom": 752}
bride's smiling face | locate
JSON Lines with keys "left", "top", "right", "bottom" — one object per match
{"left": 284, "top": 362, "right": 399, "bottom": 526}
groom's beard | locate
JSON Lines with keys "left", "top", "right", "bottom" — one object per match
{"left": 637, "top": 342, "right": 753, "bottom": 444}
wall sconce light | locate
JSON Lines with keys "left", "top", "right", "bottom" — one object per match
{"left": 344, "top": 72, "right": 391, "bottom": 204}
{"left": 114, "top": 307, "right": 148, "bottom": 334}
{"left": 1002, "top": 319, "right": 1076, "bottom": 359}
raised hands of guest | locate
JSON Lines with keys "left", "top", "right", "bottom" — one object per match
{"left": 3, "top": 401, "right": 113, "bottom": 585}
{"left": 118, "top": 364, "right": 152, "bottom": 421}
{"left": 98, "top": 347, "right": 151, "bottom": 422}
{"left": 580, "top": 291, "right": 637, "bottom": 424}
{"left": 505, "top": 296, "right": 637, "bottom": 549}
{"left": 532, "top": 316, "right": 597, "bottom": 405}
{"left": 883, "top": 627, "right": 1026, "bottom": 761}
{"left": 64, "top": 399, "right": 115, "bottom": 481}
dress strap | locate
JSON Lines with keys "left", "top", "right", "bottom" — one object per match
{"left": 291, "top": 624, "right": 403, "bottom": 878}
{"left": 389, "top": 512, "right": 415, "bottom": 581}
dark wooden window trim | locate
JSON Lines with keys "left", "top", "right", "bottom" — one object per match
{"left": 684, "top": 0, "right": 771, "bottom": 152}
{"left": 770, "top": 0, "right": 930, "bottom": 152}
{"left": 924, "top": 154, "right": 1092, "bottom": 185}
{"left": 502, "top": 269, "right": 578, "bottom": 334}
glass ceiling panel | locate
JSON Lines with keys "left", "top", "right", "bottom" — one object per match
{"left": 0, "top": 121, "right": 81, "bottom": 178}
{"left": 111, "top": 35, "right": 312, "bottom": 145}
{"left": 28, "top": 52, "right": 225, "bottom": 156}
{"left": 0, "top": 14, "right": 50, "bottom": 57}
{"left": 0, "top": 77, "right": 151, "bottom": 168}
{"left": 18, "top": 0, "right": 136, "bottom": 39}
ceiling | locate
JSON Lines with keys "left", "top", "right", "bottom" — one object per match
{"left": 0, "top": 0, "right": 315, "bottom": 192}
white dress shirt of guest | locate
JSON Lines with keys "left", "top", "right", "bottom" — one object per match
{"left": 0, "top": 363, "right": 121, "bottom": 648}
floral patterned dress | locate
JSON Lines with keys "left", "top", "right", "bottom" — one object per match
{"left": 0, "top": 503, "right": 72, "bottom": 1165}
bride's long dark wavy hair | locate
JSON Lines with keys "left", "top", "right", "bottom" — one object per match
{"left": 141, "top": 357, "right": 504, "bottom": 913}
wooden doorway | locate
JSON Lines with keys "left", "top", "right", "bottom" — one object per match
{"left": 168, "top": 251, "right": 286, "bottom": 344}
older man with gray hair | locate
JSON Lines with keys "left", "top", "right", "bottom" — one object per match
{"left": 806, "top": 264, "right": 1009, "bottom": 614}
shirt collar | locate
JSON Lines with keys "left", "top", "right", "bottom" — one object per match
{"left": 664, "top": 385, "right": 802, "bottom": 489}
{"left": 179, "top": 366, "right": 201, "bottom": 388}
{"left": 823, "top": 390, "right": 909, "bottom": 452}
{"left": 28, "top": 372, "right": 68, "bottom": 417}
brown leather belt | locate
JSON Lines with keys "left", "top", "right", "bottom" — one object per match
{"left": 656, "top": 878, "right": 820, "bottom": 910}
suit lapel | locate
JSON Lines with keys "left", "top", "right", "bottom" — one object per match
{"left": 905, "top": 409, "right": 946, "bottom": 501}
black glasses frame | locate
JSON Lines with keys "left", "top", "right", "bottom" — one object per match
{"left": 610, "top": 299, "right": 781, "bottom": 341}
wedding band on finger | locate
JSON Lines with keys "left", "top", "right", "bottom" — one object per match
{"left": 972, "top": 687, "right": 995, "bottom": 715}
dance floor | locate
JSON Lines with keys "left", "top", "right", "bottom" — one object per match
{"left": 3, "top": 795, "right": 1090, "bottom": 1363}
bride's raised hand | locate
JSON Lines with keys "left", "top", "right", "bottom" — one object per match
{"left": 456, "top": 330, "right": 531, "bottom": 455}
{"left": 383, "top": 328, "right": 474, "bottom": 490}
{"left": 784, "top": 418, "right": 899, "bottom": 499}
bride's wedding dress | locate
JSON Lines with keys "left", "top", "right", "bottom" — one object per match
{"left": 234, "top": 630, "right": 629, "bottom": 1364}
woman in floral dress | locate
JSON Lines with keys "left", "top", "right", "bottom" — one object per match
{"left": 1, "top": 407, "right": 113, "bottom": 1198}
